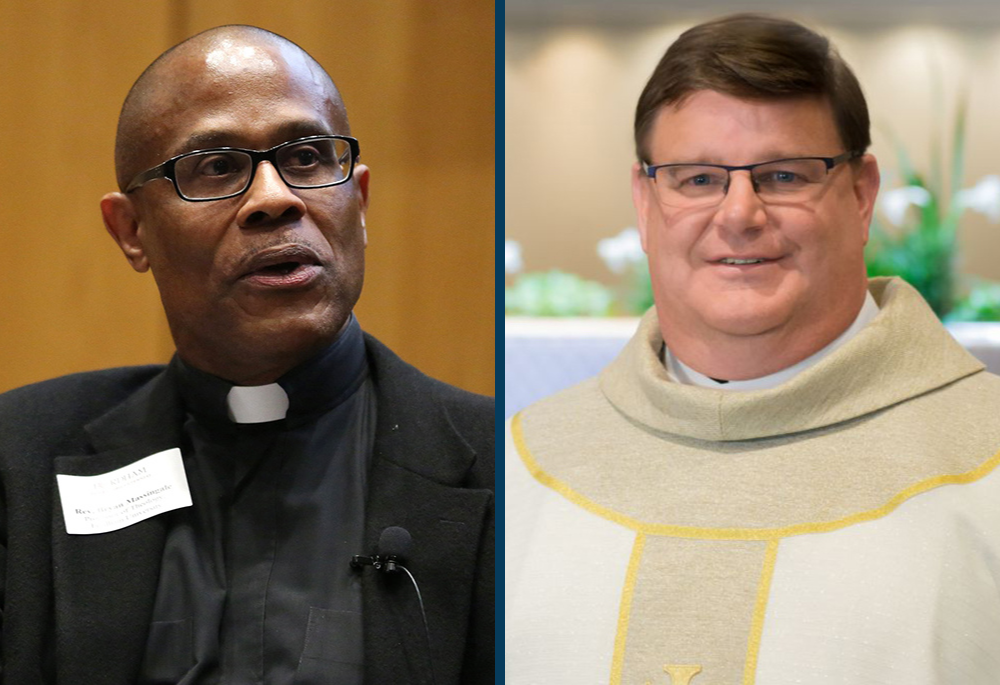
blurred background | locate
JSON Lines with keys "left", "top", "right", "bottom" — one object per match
{"left": 0, "top": 0, "right": 494, "bottom": 396}
{"left": 505, "top": 0, "right": 1000, "bottom": 321}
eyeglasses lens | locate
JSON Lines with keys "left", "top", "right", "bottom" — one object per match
{"left": 275, "top": 138, "right": 351, "bottom": 186}
{"left": 655, "top": 158, "right": 831, "bottom": 208}
{"left": 174, "top": 137, "right": 354, "bottom": 200}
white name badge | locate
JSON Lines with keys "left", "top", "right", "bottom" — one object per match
{"left": 56, "top": 448, "right": 193, "bottom": 535}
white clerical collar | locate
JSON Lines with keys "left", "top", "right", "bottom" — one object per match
{"left": 226, "top": 383, "right": 290, "bottom": 423}
{"left": 666, "top": 291, "right": 880, "bottom": 392}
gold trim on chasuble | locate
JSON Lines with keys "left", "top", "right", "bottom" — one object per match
{"left": 510, "top": 412, "right": 1000, "bottom": 684}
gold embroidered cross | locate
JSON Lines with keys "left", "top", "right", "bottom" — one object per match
{"left": 645, "top": 664, "right": 703, "bottom": 685}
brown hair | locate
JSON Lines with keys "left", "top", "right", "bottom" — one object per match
{"left": 634, "top": 14, "right": 870, "bottom": 162}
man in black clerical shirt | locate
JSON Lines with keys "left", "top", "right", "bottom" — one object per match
{"left": 0, "top": 25, "right": 493, "bottom": 684}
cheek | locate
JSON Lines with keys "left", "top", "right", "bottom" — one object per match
{"left": 313, "top": 198, "right": 364, "bottom": 250}
{"left": 794, "top": 201, "right": 860, "bottom": 248}
{"left": 781, "top": 212, "right": 866, "bottom": 287}
{"left": 646, "top": 214, "right": 703, "bottom": 267}
{"left": 645, "top": 230, "right": 702, "bottom": 306}
{"left": 140, "top": 210, "right": 231, "bottom": 283}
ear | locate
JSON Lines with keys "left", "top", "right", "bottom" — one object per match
{"left": 353, "top": 164, "right": 371, "bottom": 247}
{"left": 852, "top": 154, "right": 881, "bottom": 245}
{"left": 631, "top": 162, "right": 654, "bottom": 253}
{"left": 100, "top": 192, "right": 150, "bottom": 272}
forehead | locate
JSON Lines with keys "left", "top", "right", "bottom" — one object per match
{"left": 143, "top": 38, "right": 345, "bottom": 159}
{"left": 648, "top": 90, "right": 841, "bottom": 164}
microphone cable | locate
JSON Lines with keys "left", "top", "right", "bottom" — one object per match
{"left": 352, "top": 526, "right": 437, "bottom": 685}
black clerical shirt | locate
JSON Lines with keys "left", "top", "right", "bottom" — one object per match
{"left": 138, "top": 317, "right": 375, "bottom": 684}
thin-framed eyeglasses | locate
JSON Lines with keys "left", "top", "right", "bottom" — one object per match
{"left": 642, "top": 150, "right": 862, "bottom": 209}
{"left": 124, "top": 135, "right": 360, "bottom": 202}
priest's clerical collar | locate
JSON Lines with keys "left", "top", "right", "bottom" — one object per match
{"left": 173, "top": 314, "right": 368, "bottom": 425}
{"left": 666, "top": 291, "right": 880, "bottom": 392}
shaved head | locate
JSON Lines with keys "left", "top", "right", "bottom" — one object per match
{"left": 114, "top": 25, "right": 348, "bottom": 191}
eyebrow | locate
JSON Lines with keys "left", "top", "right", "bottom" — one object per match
{"left": 176, "top": 121, "right": 341, "bottom": 154}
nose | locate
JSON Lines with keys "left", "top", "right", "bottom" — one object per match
{"left": 236, "top": 161, "right": 307, "bottom": 228}
{"left": 713, "top": 170, "right": 766, "bottom": 231}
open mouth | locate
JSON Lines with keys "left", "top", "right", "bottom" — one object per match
{"left": 242, "top": 260, "right": 322, "bottom": 289}
{"left": 239, "top": 245, "right": 324, "bottom": 288}
{"left": 256, "top": 261, "right": 305, "bottom": 275}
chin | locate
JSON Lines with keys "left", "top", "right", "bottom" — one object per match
{"left": 699, "top": 300, "right": 794, "bottom": 337}
{"left": 214, "top": 302, "right": 342, "bottom": 354}
{"left": 262, "top": 310, "right": 347, "bottom": 347}
{"left": 705, "top": 316, "right": 785, "bottom": 337}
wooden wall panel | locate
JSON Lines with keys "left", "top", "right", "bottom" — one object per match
{"left": 0, "top": 0, "right": 176, "bottom": 394}
{"left": 0, "top": 0, "right": 495, "bottom": 396}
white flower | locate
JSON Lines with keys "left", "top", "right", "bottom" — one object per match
{"left": 597, "top": 227, "right": 645, "bottom": 274}
{"left": 505, "top": 240, "right": 524, "bottom": 274}
{"left": 955, "top": 175, "right": 1000, "bottom": 223}
{"left": 879, "top": 186, "right": 932, "bottom": 226}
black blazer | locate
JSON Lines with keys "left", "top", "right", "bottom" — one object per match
{"left": 0, "top": 335, "right": 494, "bottom": 684}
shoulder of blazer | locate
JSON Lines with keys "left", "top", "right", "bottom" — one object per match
{"left": 0, "top": 365, "right": 167, "bottom": 457}
{"left": 363, "top": 333, "right": 494, "bottom": 490}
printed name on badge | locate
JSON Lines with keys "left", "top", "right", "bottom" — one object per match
{"left": 56, "top": 448, "right": 193, "bottom": 535}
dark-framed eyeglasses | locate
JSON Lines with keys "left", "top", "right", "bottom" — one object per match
{"left": 124, "top": 135, "right": 360, "bottom": 202}
{"left": 642, "top": 150, "right": 862, "bottom": 209}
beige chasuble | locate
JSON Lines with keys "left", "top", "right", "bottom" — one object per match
{"left": 506, "top": 278, "right": 1000, "bottom": 684}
